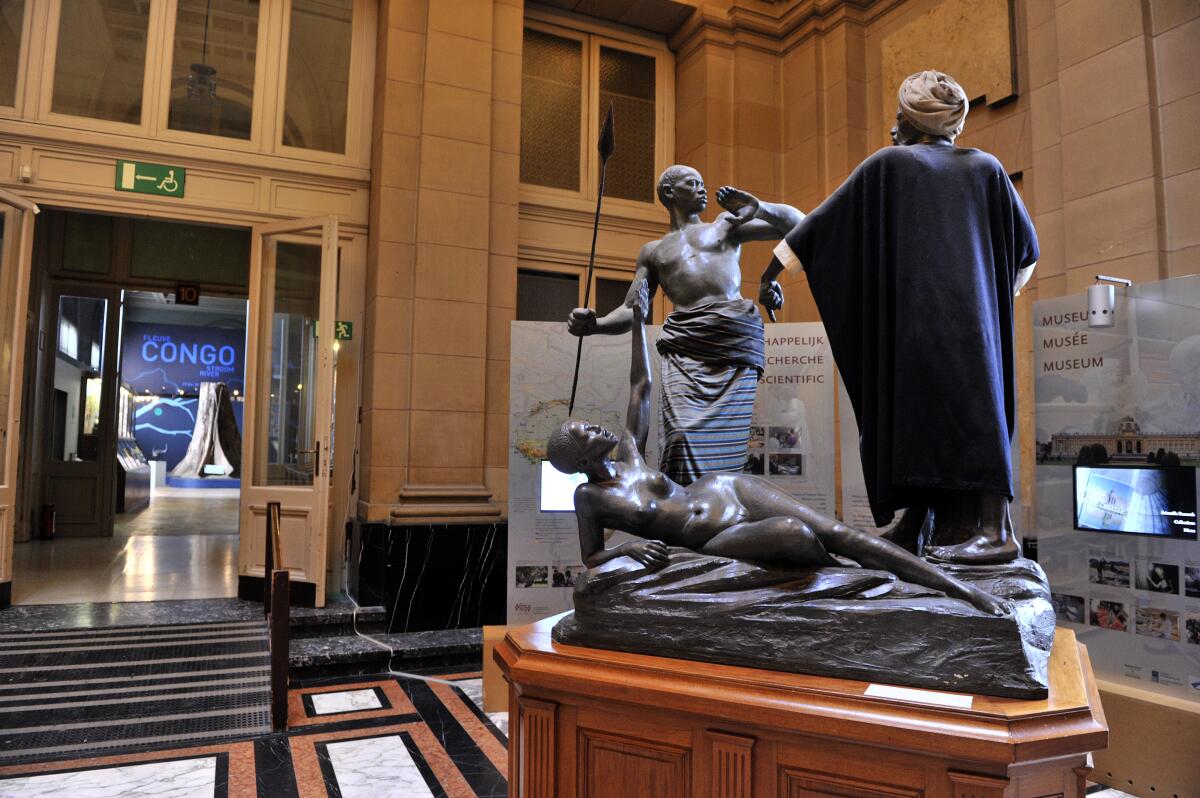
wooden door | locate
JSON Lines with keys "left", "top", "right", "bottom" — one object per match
{"left": 239, "top": 216, "right": 338, "bottom": 605}
{"left": 40, "top": 284, "right": 121, "bottom": 537}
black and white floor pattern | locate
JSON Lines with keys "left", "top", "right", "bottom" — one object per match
{"left": 0, "top": 620, "right": 271, "bottom": 763}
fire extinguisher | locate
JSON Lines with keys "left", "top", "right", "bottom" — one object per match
{"left": 40, "top": 504, "right": 55, "bottom": 540}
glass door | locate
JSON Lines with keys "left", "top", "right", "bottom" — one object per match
{"left": 0, "top": 188, "right": 38, "bottom": 601}
{"left": 240, "top": 216, "right": 338, "bottom": 604}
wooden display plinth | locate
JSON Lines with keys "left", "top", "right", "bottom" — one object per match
{"left": 495, "top": 613, "right": 1107, "bottom": 798}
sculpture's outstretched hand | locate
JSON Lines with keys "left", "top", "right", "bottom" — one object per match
{"left": 568, "top": 307, "right": 598, "bottom": 336}
{"left": 716, "top": 186, "right": 759, "bottom": 226}
{"left": 625, "top": 539, "right": 669, "bottom": 569}
{"left": 758, "top": 279, "right": 784, "bottom": 320}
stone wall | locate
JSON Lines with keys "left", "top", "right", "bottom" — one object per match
{"left": 1026, "top": 0, "right": 1199, "bottom": 298}
{"left": 360, "top": 0, "right": 1198, "bottom": 525}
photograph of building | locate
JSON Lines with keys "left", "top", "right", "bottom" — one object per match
{"left": 1047, "top": 417, "right": 1200, "bottom": 462}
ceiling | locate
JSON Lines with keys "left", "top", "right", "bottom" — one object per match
{"left": 534, "top": 0, "right": 697, "bottom": 36}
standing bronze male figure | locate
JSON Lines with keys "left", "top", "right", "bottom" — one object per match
{"left": 568, "top": 166, "right": 802, "bottom": 485}
{"left": 760, "top": 71, "right": 1039, "bottom": 564}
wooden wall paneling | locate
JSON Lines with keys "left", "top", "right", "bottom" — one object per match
{"left": 557, "top": 701, "right": 579, "bottom": 798}
{"left": 707, "top": 730, "right": 754, "bottom": 798}
{"left": 507, "top": 682, "right": 520, "bottom": 798}
{"left": 0, "top": 147, "right": 16, "bottom": 180}
{"left": 779, "top": 765, "right": 923, "bottom": 797}
{"left": 496, "top": 619, "right": 1107, "bottom": 798}
{"left": 31, "top": 150, "right": 119, "bottom": 193}
{"left": 578, "top": 728, "right": 690, "bottom": 798}
{"left": 775, "top": 733, "right": 928, "bottom": 798}
{"left": 947, "top": 770, "right": 1008, "bottom": 798}
{"left": 181, "top": 170, "right": 259, "bottom": 211}
{"left": 518, "top": 696, "right": 557, "bottom": 798}
{"left": 1004, "top": 754, "right": 1091, "bottom": 798}
{"left": 572, "top": 701, "right": 695, "bottom": 796}
{"left": 753, "top": 737, "right": 780, "bottom": 798}
{"left": 271, "top": 181, "right": 365, "bottom": 222}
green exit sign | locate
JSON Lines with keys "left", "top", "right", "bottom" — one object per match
{"left": 335, "top": 321, "right": 353, "bottom": 341}
{"left": 115, "top": 160, "right": 185, "bottom": 198}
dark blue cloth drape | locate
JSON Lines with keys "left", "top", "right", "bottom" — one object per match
{"left": 784, "top": 143, "right": 1038, "bottom": 526}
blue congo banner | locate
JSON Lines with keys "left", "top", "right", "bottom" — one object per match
{"left": 122, "top": 322, "right": 246, "bottom": 395}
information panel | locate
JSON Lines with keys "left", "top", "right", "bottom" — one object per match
{"left": 122, "top": 322, "right": 245, "bottom": 395}
{"left": 1034, "top": 275, "right": 1200, "bottom": 701}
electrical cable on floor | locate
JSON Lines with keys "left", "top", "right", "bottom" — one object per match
{"left": 344, "top": 535, "right": 459, "bottom": 687}
{"left": 333, "top": 366, "right": 459, "bottom": 687}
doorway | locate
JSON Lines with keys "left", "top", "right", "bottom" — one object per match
{"left": 10, "top": 210, "right": 251, "bottom": 604}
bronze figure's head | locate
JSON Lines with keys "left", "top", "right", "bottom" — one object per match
{"left": 547, "top": 419, "right": 618, "bottom": 476}
{"left": 656, "top": 165, "right": 707, "bottom": 214}
{"left": 891, "top": 70, "right": 968, "bottom": 146}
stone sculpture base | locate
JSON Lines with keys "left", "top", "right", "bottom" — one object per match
{"left": 497, "top": 617, "right": 1108, "bottom": 798}
{"left": 552, "top": 549, "right": 1054, "bottom": 698}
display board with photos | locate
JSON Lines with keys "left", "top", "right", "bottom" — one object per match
{"left": 1034, "top": 276, "right": 1200, "bottom": 700}
{"left": 507, "top": 321, "right": 836, "bottom": 626}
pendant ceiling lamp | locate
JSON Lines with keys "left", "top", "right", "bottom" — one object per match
{"left": 186, "top": 0, "right": 217, "bottom": 102}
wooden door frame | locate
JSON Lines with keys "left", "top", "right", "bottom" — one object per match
{"left": 0, "top": 189, "right": 38, "bottom": 604}
{"left": 240, "top": 215, "right": 338, "bottom": 607}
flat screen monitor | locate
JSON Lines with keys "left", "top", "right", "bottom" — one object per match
{"left": 539, "top": 460, "right": 587, "bottom": 513}
{"left": 1073, "top": 464, "right": 1197, "bottom": 539}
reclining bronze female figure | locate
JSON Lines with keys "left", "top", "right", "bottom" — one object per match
{"left": 548, "top": 292, "right": 1009, "bottom": 617}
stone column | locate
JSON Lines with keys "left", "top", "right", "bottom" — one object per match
{"left": 671, "top": 15, "right": 786, "bottom": 313}
{"left": 361, "top": 0, "right": 425, "bottom": 521}
{"left": 780, "top": 37, "right": 821, "bottom": 322}
{"left": 486, "top": 0, "right": 523, "bottom": 509}
{"left": 780, "top": 20, "right": 871, "bottom": 323}
{"left": 1149, "top": 5, "right": 1200, "bottom": 277}
{"left": 362, "top": 0, "right": 522, "bottom": 523}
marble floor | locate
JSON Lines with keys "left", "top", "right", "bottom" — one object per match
{"left": 0, "top": 670, "right": 508, "bottom": 797}
{"left": 10, "top": 490, "right": 239, "bottom": 605}
{"left": 114, "top": 487, "right": 239, "bottom": 536}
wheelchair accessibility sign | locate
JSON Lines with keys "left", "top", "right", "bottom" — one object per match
{"left": 116, "top": 160, "right": 186, "bottom": 198}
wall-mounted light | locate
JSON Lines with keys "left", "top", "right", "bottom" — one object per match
{"left": 1088, "top": 275, "right": 1132, "bottom": 328}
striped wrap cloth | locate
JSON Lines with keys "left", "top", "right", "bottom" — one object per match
{"left": 655, "top": 298, "right": 765, "bottom": 485}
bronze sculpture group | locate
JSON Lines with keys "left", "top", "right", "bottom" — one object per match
{"left": 551, "top": 290, "right": 1009, "bottom": 617}
{"left": 550, "top": 71, "right": 1050, "bottom": 696}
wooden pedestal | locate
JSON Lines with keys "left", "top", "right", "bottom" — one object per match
{"left": 495, "top": 613, "right": 1107, "bottom": 798}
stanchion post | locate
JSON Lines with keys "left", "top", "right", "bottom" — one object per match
{"left": 270, "top": 568, "right": 290, "bottom": 731}
{"left": 264, "top": 501, "right": 280, "bottom": 616}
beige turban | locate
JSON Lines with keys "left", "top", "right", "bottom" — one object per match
{"left": 898, "top": 70, "right": 969, "bottom": 139}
